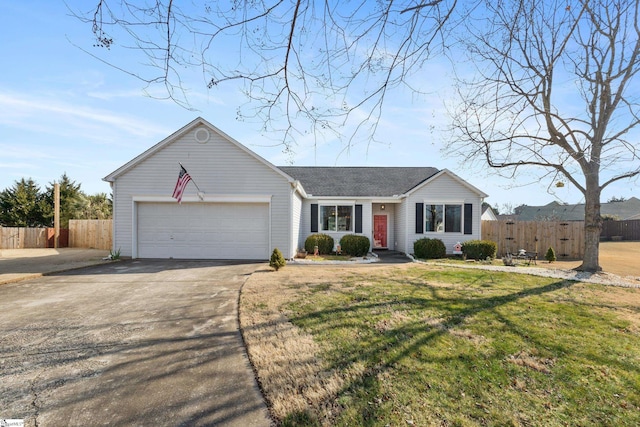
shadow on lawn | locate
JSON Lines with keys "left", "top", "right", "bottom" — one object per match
{"left": 284, "top": 278, "right": 587, "bottom": 424}
{"left": 254, "top": 267, "right": 640, "bottom": 425}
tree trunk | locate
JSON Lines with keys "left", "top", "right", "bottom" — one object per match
{"left": 578, "top": 177, "right": 602, "bottom": 272}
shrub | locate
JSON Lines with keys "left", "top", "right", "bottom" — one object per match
{"left": 462, "top": 240, "right": 497, "bottom": 260}
{"left": 413, "top": 238, "right": 446, "bottom": 259}
{"left": 304, "top": 234, "right": 334, "bottom": 255}
{"left": 269, "top": 248, "right": 286, "bottom": 271}
{"left": 545, "top": 246, "right": 557, "bottom": 263}
{"left": 339, "top": 234, "right": 371, "bottom": 257}
{"left": 108, "top": 248, "right": 121, "bottom": 260}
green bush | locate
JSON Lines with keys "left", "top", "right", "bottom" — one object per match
{"left": 545, "top": 246, "right": 557, "bottom": 263}
{"left": 462, "top": 240, "right": 497, "bottom": 260}
{"left": 269, "top": 248, "right": 286, "bottom": 271}
{"left": 304, "top": 233, "right": 334, "bottom": 255}
{"left": 413, "top": 238, "right": 446, "bottom": 259}
{"left": 339, "top": 234, "right": 371, "bottom": 257}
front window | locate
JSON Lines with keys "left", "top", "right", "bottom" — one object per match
{"left": 425, "top": 203, "right": 462, "bottom": 233}
{"left": 425, "top": 204, "right": 443, "bottom": 232}
{"left": 321, "top": 205, "right": 352, "bottom": 232}
{"left": 445, "top": 205, "right": 462, "bottom": 232}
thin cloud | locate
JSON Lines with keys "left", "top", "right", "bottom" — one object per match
{"left": 0, "top": 91, "right": 172, "bottom": 138}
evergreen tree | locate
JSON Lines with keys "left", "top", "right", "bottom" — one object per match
{"left": 43, "top": 173, "right": 84, "bottom": 228}
{"left": 0, "top": 178, "right": 49, "bottom": 227}
{"left": 73, "top": 192, "right": 113, "bottom": 220}
{"left": 269, "top": 248, "right": 286, "bottom": 271}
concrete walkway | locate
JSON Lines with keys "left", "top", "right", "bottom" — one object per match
{"left": 0, "top": 254, "right": 272, "bottom": 427}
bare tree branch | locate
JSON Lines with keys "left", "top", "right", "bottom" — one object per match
{"left": 71, "top": 0, "right": 464, "bottom": 153}
{"left": 449, "top": 0, "right": 640, "bottom": 271}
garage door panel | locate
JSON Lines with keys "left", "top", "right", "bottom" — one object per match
{"left": 137, "top": 202, "right": 269, "bottom": 259}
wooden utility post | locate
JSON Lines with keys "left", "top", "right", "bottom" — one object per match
{"left": 54, "top": 183, "right": 60, "bottom": 249}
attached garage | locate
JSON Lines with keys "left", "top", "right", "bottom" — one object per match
{"left": 135, "top": 202, "right": 270, "bottom": 259}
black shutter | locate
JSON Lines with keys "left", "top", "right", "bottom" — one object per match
{"left": 415, "top": 203, "right": 424, "bottom": 234}
{"left": 355, "top": 204, "right": 362, "bottom": 233}
{"left": 311, "top": 204, "right": 318, "bottom": 232}
{"left": 464, "top": 203, "right": 473, "bottom": 235}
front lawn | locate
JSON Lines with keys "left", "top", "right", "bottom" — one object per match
{"left": 241, "top": 264, "right": 640, "bottom": 426}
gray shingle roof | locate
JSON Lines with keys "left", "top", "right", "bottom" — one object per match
{"left": 279, "top": 167, "right": 440, "bottom": 197}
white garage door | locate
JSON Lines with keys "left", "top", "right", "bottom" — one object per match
{"left": 136, "top": 202, "right": 269, "bottom": 259}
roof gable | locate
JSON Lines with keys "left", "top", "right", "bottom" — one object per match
{"left": 104, "top": 117, "right": 293, "bottom": 183}
{"left": 404, "top": 169, "right": 489, "bottom": 198}
{"left": 279, "top": 167, "right": 440, "bottom": 197}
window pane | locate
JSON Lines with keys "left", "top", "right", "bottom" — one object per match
{"left": 321, "top": 206, "right": 336, "bottom": 231}
{"left": 445, "top": 205, "right": 462, "bottom": 232}
{"left": 337, "top": 206, "right": 352, "bottom": 231}
{"left": 425, "top": 204, "right": 443, "bottom": 232}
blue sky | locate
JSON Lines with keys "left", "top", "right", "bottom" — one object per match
{"left": 1, "top": 1, "right": 637, "bottom": 210}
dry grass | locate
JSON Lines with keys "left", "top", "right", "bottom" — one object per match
{"left": 539, "top": 241, "right": 640, "bottom": 277}
{"left": 239, "top": 267, "right": 369, "bottom": 425}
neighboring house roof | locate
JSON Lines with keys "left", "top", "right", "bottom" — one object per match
{"left": 481, "top": 205, "right": 498, "bottom": 221}
{"left": 279, "top": 166, "right": 440, "bottom": 197}
{"left": 513, "top": 197, "right": 640, "bottom": 221}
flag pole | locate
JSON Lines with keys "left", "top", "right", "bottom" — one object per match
{"left": 179, "top": 162, "right": 202, "bottom": 192}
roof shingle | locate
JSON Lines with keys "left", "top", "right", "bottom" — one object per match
{"left": 279, "top": 166, "right": 440, "bottom": 197}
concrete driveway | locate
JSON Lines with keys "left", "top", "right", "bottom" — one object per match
{"left": 0, "top": 259, "right": 272, "bottom": 427}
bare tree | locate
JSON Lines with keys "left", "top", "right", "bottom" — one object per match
{"left": 75, "top": 0, "right": 461, "bottom": 152}
{"left": 449, "top": 0, "right": 640, "bottom": 272}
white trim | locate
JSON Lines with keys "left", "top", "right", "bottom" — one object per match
{"left": 317, "top": 199, "right": 356, "bottom": 205}
{"left": 132, "top": 194, "right": 273, "bottom": 203}
{"left": 289, "top": 185, "right": 295, "bottom": 258}
{"left": 269, "top": 201, "right": 272, "bottom": 256}
{"left": 318, "top": 202, "right": 356, "bottom": 233}
{"left": 305, "top": 196, "right": 402, "bottom": 202}
{"left": 405, "top": 199, "right": 410, "bottom": 254}
{"left": 194, "top": 127, "right": 210, "bottom": 143}
{"left": 131, "top": 199, "right": 138, "bottom": 258}
{"left": 423, "top": 199, "right": 465, "bottom": 204}
{"left": 422, "top": 201, "right": 465, "bottom": 234}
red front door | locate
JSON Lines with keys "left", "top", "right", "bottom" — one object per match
{"left": 373, "top": 215, "right": 387, "bottom": 248}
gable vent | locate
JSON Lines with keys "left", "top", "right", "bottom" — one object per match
{"left": 194, "top": 128, "right": 210, "bottom": 143}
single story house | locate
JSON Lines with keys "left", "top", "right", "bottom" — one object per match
{"left": 104, "top": 117, "right": 488, "bottom": 260}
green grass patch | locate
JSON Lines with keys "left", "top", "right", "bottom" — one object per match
{"left": 286, "top": 266, "right": 640, "bottom": 426}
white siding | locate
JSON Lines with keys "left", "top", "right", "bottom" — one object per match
{"left": 396, "top": 199, "right": 408, "bottom": 254}
{"left": 290, "top": 190, "right": 303, "bottom": 257}
{"left": 112, "top": 126, "right": 292, "bottom": 259}
{"left": 402, "top": 172, "right": 483, "bottom": 254}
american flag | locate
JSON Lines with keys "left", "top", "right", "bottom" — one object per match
{"left": 172, "top": 165, "right": 192, "bottom": 203}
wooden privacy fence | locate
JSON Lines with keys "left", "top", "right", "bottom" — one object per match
{"left": 482, "top": 220, "right": 585, "bottom": 260}
{"left": 69, "top": 220, "right": 113, "bottom": 250}
{"left": 601, "top": 219, "right": 640, "bottom": 241}
{"left": 1, "top": 227, "right": 49, "bottom": 249}
{"left": 1, "top": 221, "right": 112, "bottom": 250}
